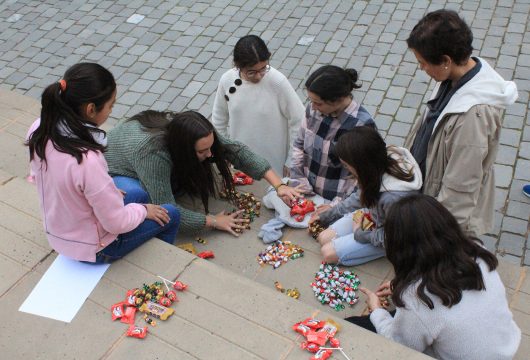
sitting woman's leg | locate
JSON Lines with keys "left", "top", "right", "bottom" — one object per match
{"left": 332, "top": 233, "right": 386, "bottom": 266}
{"left": 94, "top": 204, "right": 180, "bottom": 263}
{"left": 317, "top": 213, "right": 353, "bottom": 245}
{"left": 112, "top": 176, "right": 149, "bottom": 204}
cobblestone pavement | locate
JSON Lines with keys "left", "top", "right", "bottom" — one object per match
{"left": 0, "top": 0, "right": 529, "bottom": 265}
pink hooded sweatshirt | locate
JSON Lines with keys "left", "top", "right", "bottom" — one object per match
{"left": 28, "top": 119, "right": 147, "bottom": 262}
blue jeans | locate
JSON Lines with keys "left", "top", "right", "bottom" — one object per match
{"left": 93, "top": 176, "right": 180, "bottom": 264}
{"left": 330, "top": 214, "right": 385, "bottom": 266}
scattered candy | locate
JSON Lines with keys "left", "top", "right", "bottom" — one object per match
{"left": 311, "top": 263, "right": 361, "bottom": 311}
{"left": 290, "top": 198, "right": 316, "bottom": 222}
{"left": 197, "top": 250, "right": 215, "bottom": 259}
{"left": 166, "top": 290, "right": 178, "bottom": 302}
{"left": 121, "top": 305, "right": 136, "bottom": 324}
{"left": 143, "top": 314, "right": 157, "bottom": 327}
{"left": 158, "top": 296, "right": 172, "bottom": 307}
{"left": 308, "top": 220, "right": 326, "bottom": 239}
{"left": 126, "top": 325, "right": 147, "bottom": 339}
{"left": 172, "top": 281, "right": 188, "bottom": 291}
{"left": 139, "top": 301, "right": 174, "bottom": 320}
{"left": 257, "top": 241, "right": 304, "bottom": 269}
{"left": 177, "top": 242, "right": 197, "bottom": 254}
{"left": 195, "top": 237, "right": 207, "bottom": 244}
{"left": 352, "top": 209, "right": 375, "bottom": 231}
{"left": 220, "top": 189, "right": 261, "bottom": 230}
{"left": 111, "top": 302, "right": 125, "bottom": 321}
{"left": 293, "top": 317, "right": 347, "bottom": 359}
{"left": 274, "top": 281, "right": 300, "bottom": 299}
{"left": 232, "top": 171, "right": 253, "bottom": 185}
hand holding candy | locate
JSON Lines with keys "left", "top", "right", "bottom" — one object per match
{"left": 359, "top": 287, "right": 382, "bottom": 313}
{"left": 212, "top": 210, "right": 248, "bottom": 236}
{"left": 375, "top": 280, "right": 392, "bottom": 297}
{"left": 277, "top": 184, "right": 304, "bottom": 204}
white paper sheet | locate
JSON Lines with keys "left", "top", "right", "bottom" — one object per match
{"left": 19, "top": 255, "right": 110, "bottom": 323}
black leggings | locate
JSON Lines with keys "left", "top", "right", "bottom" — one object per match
{"left": 345, "top": 310, "right": 396, "bottom": 333}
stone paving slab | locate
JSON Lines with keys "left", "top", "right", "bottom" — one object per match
{"left": 0, "top": 0, "right": 529, "bottom": 357}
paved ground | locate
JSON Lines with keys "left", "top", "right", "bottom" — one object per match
{"left": 0, "top": 0, "right": 529, "bottom": 358}
{"left": 0, "top": 0, "right": 529, "bottom": 265}
{"left": 0, "top": 87, "right": 528, "bottom": 359}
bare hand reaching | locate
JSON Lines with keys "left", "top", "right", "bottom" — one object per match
{"left": 144, "top": 204, "right": 170, "bottom": 226}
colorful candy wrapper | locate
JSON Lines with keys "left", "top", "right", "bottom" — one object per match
{"left": 120, "top": 305, "right": 136, "bottom": 324}
{"left": 301, "top": 318, "right": 326, "bottom": 329}
{"left": 310, "top": 349, "right": 333, "bottom": 360}
{"left": 166, "top": 290, "right": 178, "bottom": 302}
{"left": 158, "top": 296, "right": 172, "bottom": 307}
{"left": 197, "top": 250, "right": 215, "bottom": 259}
{"left": 111, "top": 302, "right": 125, "bottom": 321}
{"left": 173, "top": 281, "right": 188, "bottom": 291}
{"left": 126, "top": 325, "right": 147, "bottom": 339}
{"left": 300, "top": 341, "right": 320, "bottom": 353}
{"left": 329, "top": 337, "right": 340, "bottom": 347}
{"left": 306, "top": 330, "right": 329, "bottom": 346}
{"left": 292, "top": 322, "right": 311, "bottom": 336}
{"left": 318, "top": 322, "right": 338, "bottom": 339}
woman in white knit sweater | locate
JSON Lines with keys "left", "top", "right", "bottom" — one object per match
{"left": 212, "top": 35, "right": 305, "bottom": 176}
{"left": 348, "top": 194, "right": 520, "bottom": 359}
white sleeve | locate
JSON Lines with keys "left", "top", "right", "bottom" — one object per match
{"left": 370, "top": 306, "right": 434, "bottom": 353}
{"left": 211, "top": 77, "right": 229, "bottom": 137}
{"left": 278, "top": 79, "right": 304, "bottom": 168}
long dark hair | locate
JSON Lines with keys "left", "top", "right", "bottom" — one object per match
{"left": 305, "top": 65, "right": 361, "bottom": 102}
{"left": 233, "top": 35, "right": 271, "bottom": 68}
{"left": 27, "top": 63, "right": 115, "bottom": 164}
{"left": 131, "top": 110, "right": 234, "bottom": 213}
{"left": 384, "top": 194, "right": 498, "bottom": 309}
{"left": 334, "top": 127, "right": 414, "bottom": 208}
{"left": 407, "top": 9, "right": 473, "bottom": 65}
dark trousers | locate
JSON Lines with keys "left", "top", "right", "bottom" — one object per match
{"left": 345, "top": 310, "right": 396, "bottom": 333}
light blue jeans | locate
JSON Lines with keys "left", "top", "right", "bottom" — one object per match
{"left": 330, "top": 213, "right": 385, "bottom": 266}
{"left": 92, "top": 176, "right": 180, "bottom": 264}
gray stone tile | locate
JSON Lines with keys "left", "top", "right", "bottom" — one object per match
{"left": 498, "top": 232, "right": 526, "bottom": 256}
{"left": 501, "top": 216, "right": 529, "bottom": 236}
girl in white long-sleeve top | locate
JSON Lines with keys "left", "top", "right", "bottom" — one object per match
{"left": 347, "top": 194, "right": 520, "bottom": 360}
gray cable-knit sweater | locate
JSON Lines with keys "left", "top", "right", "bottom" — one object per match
{"left": 104, "top": 120, "right": 271, "bottom": 234}
{"left": 370, "top": 259, "right": 521, "bottom": 359}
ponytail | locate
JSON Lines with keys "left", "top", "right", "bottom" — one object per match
{"left": 27, "top": 63, "right": 116, "bottom": 165}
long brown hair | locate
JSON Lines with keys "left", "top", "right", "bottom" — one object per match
{"left": 334, "top": 127, "right": 414, "bottom": 208}
{"left": 384, "top": 194, "right": 498, "bottom": 309}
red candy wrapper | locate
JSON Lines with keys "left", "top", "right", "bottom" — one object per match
{"left": 300, "top": 341, "right": 320, "bottom": 353}
{"left": 173, "top": 281, "right": 188, "bottom": 291}
{"left": 121, "top": 305, "right": 136, "bottom": 324}
{"left": 197, "top": 251, "right": 215, "bottom": 259}
{"left": 126, "top": 325, "right": 147, "bottom": 339}
{"left": 329, "top": 337, "right": 340, "bottom": 347}
{"left": 318, "top": 322, "right": 338, "bottom": 339}
{"left": 311, "top": 349, "right": 332, "bottom": 360}
{"left": 306, "top": 330, "right": 329, "bottom": 346}
{"left": 301, "top": 318, "right": 326, "bottom": 330}
{"left": 292, "top": 322, "right": 311, "bottom": 336}
{"left": 111, "top": 302, "right": 125, "bottom": 321}
{"left": 158, "top": 296, "right": 172, "bottom": 307}
{"left": 166, "top": 290, "right": 178, "bottom": 302}
{"left": 232, "top": 171, "right": 253, "bottom": 185}
{"left": 125, "top": 289, "right": 138, "bottom": 306}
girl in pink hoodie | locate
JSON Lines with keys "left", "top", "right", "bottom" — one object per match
{"left": 26, "top": 63, "right": 180, "bottom": 263}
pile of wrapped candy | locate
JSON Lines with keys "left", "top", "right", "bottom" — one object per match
{"left": 308, "top": 220, "right": 326, "bottom": 239}
{"left": 293, "top": 318, "right": 341, "bottom": 359}
{"left": 232, "top": 171, "right": 253, "bottom": 185}
{"left": 220, "top": 189, "right": 261, "bottom": 232}
{"left": 311, "top": 263, "right": 360, "bottom": 311}
{"left": 257, "top": 240, "right": 304, "bottom": 269}
{"left": 110, "top": 279, "right": 188, "bottom": 339}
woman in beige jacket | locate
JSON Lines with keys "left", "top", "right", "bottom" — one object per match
{"left": 405, "top": 9, "right": 518, "bottom": 239}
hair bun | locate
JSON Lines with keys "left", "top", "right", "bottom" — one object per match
{"left": 344, "top": 68, "right": 361, "bottom": 89}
